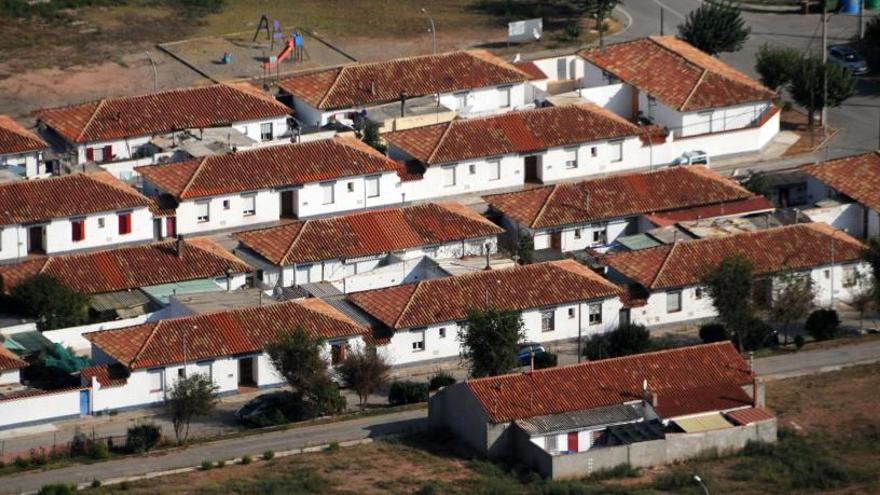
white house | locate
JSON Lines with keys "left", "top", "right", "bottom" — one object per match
{"left": 602, "top": 223, "right": 869, "bottom": 327}
{"left": 0, "top": 115, "right": 49, "bottom": 179}
{"left": 34, "top": 83, "right": 293, "bottom": 179}
{"left": 137, "top": 137, "right": 407, "bottom": 235}
{"left": 275, "top": 50, "right": 536, "bottom": 128}
{"left": 484, "top": 166, "right": 772, "bottom": 254}
{"left": 348, "top": 260, "right": 624, "bottom": 366}
{"left": 0, "top": 346, "right": 26, "bottom": 386}
{"left": 384, "top": 104, "right": 675, "bottom": 201}
{"left": 801, "top": 152, "right": 880, "bottom": 239}
{"left": 235, "top": 202, "right": 503, "bottom": 290}
{"left": 0, "top": 171, "right": 154, "bottom": 262}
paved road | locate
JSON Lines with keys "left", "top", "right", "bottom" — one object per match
{"left": 4, "top": 339, "right": 880, "bottom": 494}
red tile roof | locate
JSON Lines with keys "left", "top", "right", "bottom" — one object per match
{"left": 384, "top": 104, "right": 640, "bottom": 165}
{"left": 644, "top": 196, "right": 774, "bottom": 227}
{"left": 726, "top": 406, "right": 775, "bottom": 425}
{"left": 137, "top": 137, "right": 401, "bottom": 200}
{"left": 513, "top": 61, "right": 548, "bottom": 80}
{"left": 235, "top": 202, "right": 502, "bottom": 265}
{"left": 348, "top": 260, "right": 622, "bottom": 329}
{"left": 484, "top": 166, "right": 755, "bottom": 229}
{"left": 276, "top": 50, "right": 532, "bottom": 111}
{"left": 0, "top": 346, "right": 26, "bottom": 371}
{"left": 467, "top": 342, "right": 753, "bottom": 423}
{"left": 0, "top": 115, "right": 47, "bottom": 155}
{"left": 579, "top": 37, "right": 774, "bottom": 111}
{"left": 81, "top": 363, "right": 128, "bottom": 387}
{"left": 34, "top": 83, "right": 290, "bottom": 144}
{"left": 0, "top": 238, "right": 250, "bottom": 295}
{"left": 0, "top": 171, "right": 152, "bottom": 225}
{"left": 603, "top": 223, "right": 865, "bottom": 290}
{"left": 84, "top": 299, "right": 370, "bottom": 369}
{"left": 802, "top": 152, "right": 880, "bottom": 212}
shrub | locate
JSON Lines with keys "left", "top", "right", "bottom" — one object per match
{"left": 88, "top": 440, "right": 110, "bottom": 460}
{"left": 867, "top": 15, "right": 880, "bottom": 48}
{"left": 564, "top": 23, "right": 581, "bottom": 40}
{"left": 653, "top": 470, "right": 697, "bottom": 491}
{"left": 37, "top": 484, "right": 76, "bottom": 495}
{"left": 583, "top": 323, "right": 651, "bottom": 360}
{"left": 13, "top": 456, "right": 28, "bottom": 469}
{"left": 30, "top": 448, "right": 48, "bottom": 466}
{"left": 586, "top": 463, "right": 641, "bottom": 481}
{"left": 200, "top": 460, "right": 213, "bottom": 470}
{"left": 263, "top": 450, "right": 275, "bottom": 460}
{"left": 740, "top": 316, "right": 774, "bottom": 351}
{"left": 215, "top": 459, "right": 226, "bottom": 468}
{"left": 532, "top": 351, "right": 558, "bottom": 370}
{"left": 91, "top": 479, "right": 101, "bottom": 488}
{"left": 240, "top": 454, "right": 252, "bottom": 465}
{"left": 428, "top": 371, "right": 457, "bottom": 391}
{"left": 388, "top": 381, "right": 429, "bottom": 406}
{"left": 794, "top": 335, "right": 805, "bottom": 349}
{"left": 327, "top": 441, "right": 340, "bottom": 451}
{"left": 699, "top": 323, "right": 729, "bottom": 343}
{"left": 805, "top": 309, "right": 840, "bottom": 341}
{"left": 126, "top": 423, "right": 161, "bottom": 453}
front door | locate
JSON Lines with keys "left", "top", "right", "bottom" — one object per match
{"left": 28, "top": 226, "right": 44, "bottom": 254}
{"left": 619, "top": 308, "right": 631, "bottom": 327}
{"left": 281, "top": 190, "right": 295, "bottom": 218}
{"left": 166, "top": 217, "right": 177, "bottom": 238}
{"left": 79, "top": 389, "right": 90, "bottom": 416}
{"left": 567, "top": 431, "right": 579, "bottom": 452}
{"left": 238, "top": 357, "right": 255, "bottom": 387}
{"left": 550, "top": 232, "right": 562, "bottom": 250}
{"left": 153, "top": 218, "right": 163, "bottom": 240}
{"left": 524, "top": 156, "right": 539, "bottom": 183}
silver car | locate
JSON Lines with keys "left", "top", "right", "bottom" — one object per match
{"left": 828, "top": 45, "right": 869, "bottom": 76}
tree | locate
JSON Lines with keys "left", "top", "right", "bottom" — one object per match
{"left": 166, "top": 374, "right": 218, "bottom": 445}
{"left": 6, "top": 274, "right": 89, "bottom": 330}
{"left": 266, "top": 327, "right": 345, "bottom": 417}
{"left": 788, "top": 55, "right": 856, "bottom": 127}
{"left": 701, "top": 254, "right": 755, "bottom": 351}
{"left": 848, "top": 282, "right": 873, "bottom": 332}
{"left": 459, "top": 307, "right": 525, "bottom": 378}
{"left": 698, "top": 323, "right": 729, "bottom": 344}
{"left": 361, "top": 121, "right": 386, "bottom": 154}
{"left": 770, "top": 272, "right": 816, "bottom": 345}
{"left": 677, "top": 0, "right": 750, "bottom": 55}
{"left": 861, "top": 237, "right": 880, "bottom": 308}
{"left": 755, "top": 43, "right": 800, "bottom": 93}
{"left": 337, "top": 345, "right": 391, "bottom": 410}
{"left": 804, "top": 309, "right": 840, "bottom": 341}
{"left": 583, "top": 323, "right": 651, "bottom": 360}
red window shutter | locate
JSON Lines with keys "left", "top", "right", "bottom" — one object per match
{"left": 166, "top": 217, "right": 176, "bottom": 238}
{"left": 85, "top": 148, "right": 94, "bottom": 161}
{"left": 567, "top": 432, "right": 579, "bottom": 452}
{"left": 72, "top": 220, "right": 84, "bottom": 241}
{"left": 103, "top": 145, "right": 112, "bottom": 162}
{"left": 118, "top": 213, "right": 131, "bottom": 235}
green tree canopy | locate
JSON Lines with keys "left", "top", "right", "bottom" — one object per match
{"left": 7, "top": 274, "right": 88, "bottom": 330}
{"left": 677, "top": 0, "right": 750, "bottom": 55}
{"left": 583, "top": 323, "right": 651, "bottom": 360}
{"left": 788, "top": 55, "right": 856, "bottom": 126}
{"left": 701, "top": 254, "right": 755, "bottom": 350}
{"left": 337, "top": 345, "right": 391, "bottom": 409}
{"left": 459, "top": 307, "right": 525, "bottom": 378}
{"left": 755, "top": 43, "right": 800, "bottom": 93}
{"left": 770, "top": 271, "right": 816, "bottom": 345}
{"left": 167, "top": 373, "right": 218, "bottom": 445}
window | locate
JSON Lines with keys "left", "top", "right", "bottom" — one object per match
{"left": 117, "top": 211, "right": 131, "bottom": 235}
{"left": 574, "top": 228, "right": 581, "bottom": 240}
{"left": 222, "top": 200, "right": 230, "bottom": 210}
{"left": 411, "top": 329, "right": 426, "bottom": 352}
{"left": 442, "top": 165, "right": 456, "bottom": 187}
{"left": 567, "top": 308, "right": 576, "bottom": 319}
{"left": 71, "top": 218, "right": 85, "bottom": 242}
{"left": 541, "top": 310, "right": 555, "bottom": 332}
{"left": 469, "top": 164, "right": 476, "bottom": 175}
{"left": 488, "top": 159, "right": 501, "bottom": 181}
{"left": 564, "top": 148, "right": 578, "bottom": 169}
{"left": 843, "top": 266, "right": 858, "bottom": 287}
{"left": 695, "top": 287, "right": 704, "bottom": 300}
{"left": 196, "top": 361, "right": 213, "bottom": 380}
{"left": 499, "top": 85, "right": 512, "bottom": 108}
{"left": 347, "top": 182, "right": 355, "bottom": 193}
{"left": 196, "top": 201, "right": 210, "bottom": 223}
{"left": 666, "top": 290, "right": 682, "bottom": 313}
{"left": 546, "top": 434, "right": 559, "bottom": 453}
{"left": 824, "top": 269, "right": 831, "bottom": 280}
{"left": 439, "top": 327, "right": 447, "bottom": 339}
{"left": 321, "top": 182, "right": 335, "bottom": 205}
{"left": 366, "top": 175, "right": 380, "bottom": 198}
{"left": 556, "top": 58, "right": 568, "bottom": 80}
{"left": 331, "top": 341, "right": 347, "bottom": 365}
{"left": 260, "top": 122, "right": 273, "bottom": 141}
{"left": 454, "top": 91, "right": 468, "bottom": 110}
{"left": 609, "top": 140, "right": 623, "bottom": 162}
{"left": 588, "top": 303, "right": 602, "bottom": 325}
{"left": 592, "top": 226, "right": 607, "bottom": 245}
{"left": 590, "top": 146, "right": 598, "bottom": 157}
{"left": 242, "top": 194, "right": 256, "bottom": 216}
{"left": 148, "top": 369, "right": 164, "bottom": 392}
{"left": 177, "top": 368, "right": 185, "bottom": 378}
{"left": 98, "top": 218, "right": 105, "bottom": 229}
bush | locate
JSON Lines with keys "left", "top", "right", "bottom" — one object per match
{"left": 89, "top": 440, "right": 110, "bottom": 460}
{"left": 653, "top": 470, "right": 697, "bottom": 491}
{"left": 805, "top": 309, "right": 840, "bottom": 341}
{"left": 37, "top": 484, "right": 76, "bottom": 495}
{"left": 866, "top": 15, "right": 880, "bottom": 48}
{"left": 13, "top": 456, "right": 28, "bottom": 469}
{"left": 126, "top": 423, "right": 161, "bottom": 453}
{"left": 30, "top": 448, "right": 48, "bottom": 466}
{"left": 738, "top": 317, "right": 774, "bottom": 351}
{"left": 200, "top": 460, "right": 213, "bottom": 470}
{"left": 263, "top": 450, "right": 275, "bottom": 460}
{"left": 428, "top": 371, "right": 457, "bottom": 391}
{"left": 564, "top": 23, "right": 581, "bottom": 40}
{"left": 327, "top": 441, "right": 340, "bottom": 451}
{"left": 91, "top": 479, "right": 101, "bottom": 488}
{"left": 794, "top": 335, "right": 805, "bottom": 350}
{"left": 532, "top": 351, "right": 558, "bottom": 370}
{"left": 388, "top": 381, "right": 429, "bottom": 406}
{"left": 699, "top": 323, "right": 729, "bottom": 343}
{"left": 240, "top": 454, "right": 252, "bottom": 465}
{"left": 215, "top": 459, "right": 226, "bottom": 468}
{"left": 583, "top": 323, "right": 651, "bottom": 360}
{"left": 586, "top": 463, "right": 641, "bottom": 481}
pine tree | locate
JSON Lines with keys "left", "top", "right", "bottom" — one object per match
{"left": 678, "top": 0, "right": 750, "bottom": 55}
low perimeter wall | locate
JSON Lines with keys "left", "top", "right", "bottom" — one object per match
{"left": 517, "top": 419, "right": 777, "bottom": 479}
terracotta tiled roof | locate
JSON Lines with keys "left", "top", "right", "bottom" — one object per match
{"left": 81, "top": 363, "right": 129, "bottom": 387}
{"left": 348, "top": 260, "right": 622, "bottom": 329}
{"left": 644, "top": 196, "right": 774, "bottom": 227}
{"left": 467, "top": 342, "right": 754, "bottom": 423}
{"left": 579, "top": 37, "right": 774, "bottom": 111}
{"left": 137, "top": 137, "right": 400, "bottom": 200}
{"left": 803, "top": 152, "right": 880, "bottom": 212}
{"left": 84, "top": 299, "right": 370, "bottom": 369}
{"left": 277, "top": 50, "right": 531, "bottom": 111}
{"left": 236, "top": 202, "right": 502, "bottom": 265}
{"left": 484, "top": 166, "right": 755, "bottom": 229}
{"left": 0, "top": 238, "right": 250, "bottom": 295}
{"left": 726, "top": 406, "right": 775, "bottom": 425}
{"left": 34, "top": 83, "right": 290, "bottom": 144}
{"left": 513, "top": 61, "right": 548, "bottom": 80}
{"left": 603, "top": 223, "right": 865, "bottom": 290}
{"left": 0, "top": 171, "right": 152, "bottom": 225}
{"left": 384, "top": 104, "right": 640, "bottom": 165}
{"left": 0, "top": 115, "right": 47, "bottom": 155}
{"left": 0, "top": 346, "right": 26, "bottom": 371}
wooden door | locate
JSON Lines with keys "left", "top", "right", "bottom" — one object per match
{"left": 524, "top": 156, "right": 539, "bottom": 183}
{"left": 281, "top": 190, "right": 295, "bottom": 217}
{"left": 550, "top": 231, "right": 562, "bottom": 250}
{"left": 567, "top": 432, "right": 579, "bottom": 452}
{"left": 166, "top": 217, "right": 177, "bottom": 238}
{"left": 28, "top": 226, "right": 43, "bottom": 254}
{"left": 238, "top": 357, "right": 255, "bottom": 386}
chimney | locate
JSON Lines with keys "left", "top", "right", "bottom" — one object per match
{"left": 176, "top": 235, "right": 185, "bottom": 259}
{"left": 370, "top": 80, "right": 376, "bottom": 96}
{"left": 651, "top": 392, "right": 658, "bottom": 408}
{"left": 752, "top": 377, "right": 765, "bottom": 408}
{"left": 400, "top": 91, "right": 408, "bottom": 118}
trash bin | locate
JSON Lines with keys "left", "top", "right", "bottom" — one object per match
{"left": 867, "top": 0, "right": 880, "bottom": 10}
{"left": 841, "top": 0, "right": 861, "bottom": 14}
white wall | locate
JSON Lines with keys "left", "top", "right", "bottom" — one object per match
{"left": 538, "top": 138, "right": 647, "bottom": 182}
{"left": 401, "top": 155, "right": 524, "bottom": 201}
{"left": 532, "top": 218, "right": 632, "bottom": 252}
{"left": 438, "top": 83, "right": 528, "bottom": 117}
{"left": 331, "top": 256, "right": 450, "bottom": 293}
{"left": 803, "top": 202, "right": 866, "bottom": 238}
{"left": 532, "top": 55, "right": 584, "bottom": 83}
{"left": 579, "top": 83, "right": 632, "bottom": 118}
{"left": 0, "top": 368, "right": 20, "bottom": 385}
{"left": 1, "top": 150, "right": 45, "bottom": 178}
{"left": 296, "top": 171, "right": 402, "bottom": 218}
{"left": 0, "top": 388, "right": 83, "bottom": 429}
{"left": 176, "top": 189, "right": 279, "bottom": 235}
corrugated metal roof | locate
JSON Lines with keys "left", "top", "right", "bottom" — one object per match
{"left": 673, "top": 412, "right": 734, "bottom": 432}
{"left": 598, "top": 419, "right": 666, "bottom": 446}
{"left": 515, "top": 403, "right": 642, "bottom": 436}
{"left": 89, "top": 290, "right": 152, "bottom": 312}
{"left": 141, "top": 279, "right": 224, "bottom": 304}
{"left": 726, "top": 407, "right": 775, "bottom": 425}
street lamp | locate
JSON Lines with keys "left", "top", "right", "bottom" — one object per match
{"left": 694, "top": 475, "right": 710, "bottom": 495}
{"left": 420, "top": 8, "right": 436, "bottom": 55}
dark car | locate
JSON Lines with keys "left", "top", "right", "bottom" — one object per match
{"left": 518, "top": 342, "right": 546, "bottom": 365}
{"left": 828, "top": 45, "right": 869, "bottom": 75}
{"left": 235, "top": 391, "right": 302, "bottom": 428}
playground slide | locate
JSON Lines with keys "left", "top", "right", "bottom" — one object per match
{"left": 263, "top": 40, "right": 293, "bottom": 69}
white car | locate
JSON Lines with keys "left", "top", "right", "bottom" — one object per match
{"left": 672, "top": 150, "right": 710, "bottom": 166}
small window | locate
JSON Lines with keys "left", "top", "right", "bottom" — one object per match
{"left": 541, "top": 310, "right": 555, "bottom": 332}
{"left": 242, "top": 194, "right": 256, "bottom": 216}
{"left": 567, "top": 308, "right": 576, "bottom": 319}
{"left": 71, "top": 218, "right": 85, "bottom": 242}
{"left": 439, "top": 327, "right": 447, "bottom": 339}
{"left": 442, "top": 165, "right": 456, "bottom": 187}
{"left": 666, "top": 290, "right": 682, "bottom": 313}
{"left": 564, "top": 148, "right": 578, "bottom": 169}
{"left": 469, "top": 164, "right": 476, "bottom": 175}
{"left": 590, "top": 146, "right": 598, "bottom": 157}
{"left": 196, "top": 201, "right": 210, "bottom": 223}
{"left": 98, "top": 218, "right": 105, "bottom": 229}
{"left": 824, "top": 269, "right": 830, "bottom": 280}
{"left": 574, "top": 228, "right": 581, "bottom": 240}
{"left": 222, "top": 200, "right": 230, "bottom": 210}
{"left": 488, "top": 159, "right": 501, "bottom": 181}
{"left": 843, "top": 266, "right": 858, "bottom": 287}
{"left": 260, "top": 122, "right": 273, "bottom": 141}
{"left": 695, "top": 287, "right": 704, "bottom": 300}
{"left": 499, "top": 85, "right": 512, "bottom": 108}
{"left": 347, "top": 182, "right": 355, "bottom": 193}
{"left": 331, "top": 341, "right": 347, "bottom": 365}
{"left": 177, "top": 368, "right": 185, "bottom": 378}
{"left": 148, "top": 369, "right": 164, "bottom": 392}
{"left": 592, "top": 227, "right": 607, "bottom": 245}
{"left": 321, "top": 182, "right": 335, "bottom": 205}
{"left": 609, "top": 140, "right": 623, "bottom": 162}
{"left": 546, "top": 434, "right": 558, "bottom": 453}
{"left": 588, "top": 303, "right": 602, "bottom": 325}
{"left": 556, "top": 58, "right": 568, "bottom": 80}
{"left": 118, "top": 211, "right": 132, "bottom": 235}
{"left": 454, "top": 91, "right": 468, "bottom": 110}
{"left": 412, "top": 329, "right": 426, "bottom": 352}
{"left": 366, "top": 175, "right": 380, "bottom": 198}
{"left": 196, "top": 361, "right": 212, "bottom": 380}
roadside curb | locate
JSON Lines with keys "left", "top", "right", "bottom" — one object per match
{"left": 706, "top": 0, "right": 804, "bottom": 14}
{"left": 758, "top": 356, "right": 880, "bottom": 381}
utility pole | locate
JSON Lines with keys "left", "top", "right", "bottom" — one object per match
{"left": 421, "top": 8, "right": 436, "bottom": 55}
{"left": 821, "top": 2, "right": 828, "bottom": 130}
{"left": 660, "top": 7, "right": 665, "bottom": 36}
{"left": 860, "top": 0, "right": 865, "bottom": 40}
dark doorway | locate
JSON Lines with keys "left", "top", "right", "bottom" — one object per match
{"left": 524, "top": 155, "right": 539, "bottom": 183}
{"left": 238, "top": 357, "right": 256, "bottom": 386}
{"left": 281, "top": 190, "right": 295, "bottom": 218}
{"left": 28, "top": 226, "right": 44, "bottom": 254}
{"left": 550, "top": 231, "right": 562, "bottom": 250}
{"left": 619, "top": 308, "right": 631, "bottom": 327}
{"left": 153, "top": 219, "right": 163, "bottom": 240}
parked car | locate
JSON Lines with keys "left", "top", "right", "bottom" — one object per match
{"left": 236, "top": 391, "right": 302, "bottom": 428}
{"left": 672, "top": 150, "right": 710, "bottom": 166}
{"left": 518, "top": 342, "right": 546, "bottom": 365}
{"left": 828, "top": 45, "right": 869, "bottom": 75}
